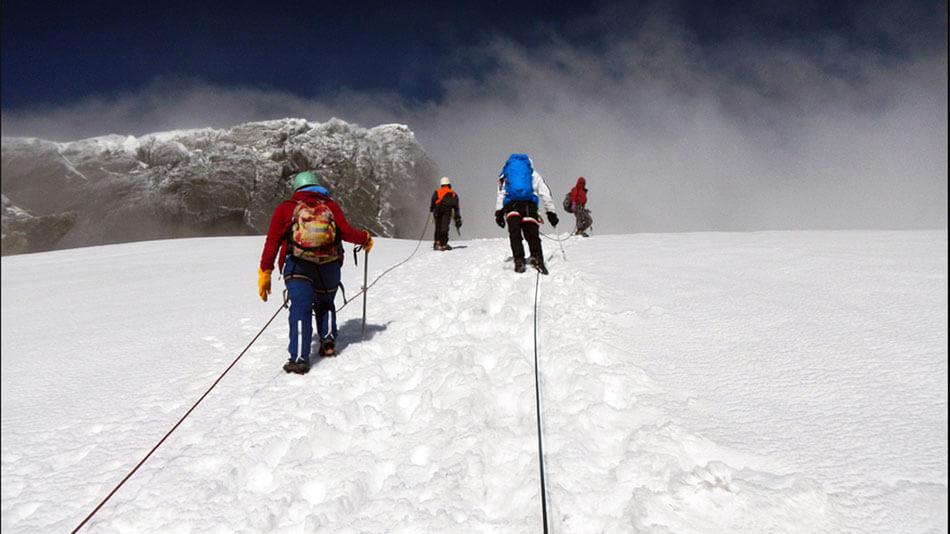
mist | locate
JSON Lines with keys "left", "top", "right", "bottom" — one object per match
{"left": 2, "top": 2, "right": 946, "bottom": 238}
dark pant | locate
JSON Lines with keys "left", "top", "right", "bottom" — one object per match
{"left": 433, "top": 208, "right": 452, "bottom": 245}
{"left": 282, "top": 255, "right": 341, "bottom": 363}
{"left": 504, "top": 201, "right": 543, "bottom": 261}
{"left": 574, "top": 206, "right": 592, "bottom": 232}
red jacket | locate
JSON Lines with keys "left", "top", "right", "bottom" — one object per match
{"left": 570, "top": 177, "right": 587, "bottom": 207}
{"left": 260, "top": 190, "right": 369, "bottom": 272}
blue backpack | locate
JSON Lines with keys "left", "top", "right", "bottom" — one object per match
{"left": 501, "top": 154, "right": 536, "bottom": 204}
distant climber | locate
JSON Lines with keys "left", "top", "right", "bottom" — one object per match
{"left": 430, "top": 176, "right": 462, "bottom": 251}
{"left": 569, "top": 177, "right": 592, "bottom": 237}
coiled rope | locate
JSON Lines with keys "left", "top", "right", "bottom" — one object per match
{"left": 72, "top": 215, "right": 432, "bottom": 532}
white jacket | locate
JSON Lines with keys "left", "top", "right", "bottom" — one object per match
{"left": 495, "top": 169, "right": 557, "bottom": 213}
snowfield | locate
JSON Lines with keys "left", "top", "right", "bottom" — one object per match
{"left": 2, "top": 230, "right": 947, "bottom": 533}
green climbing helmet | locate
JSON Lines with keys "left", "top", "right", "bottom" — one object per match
{"left": 293, "top": 171, "right": 320, "bottom": 191}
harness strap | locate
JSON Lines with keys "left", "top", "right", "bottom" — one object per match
{"left": 506, "top": 211, "right": 540, "bottom": 226}
{"left": 285, "top": 274, "right": 339, "bottom": 294}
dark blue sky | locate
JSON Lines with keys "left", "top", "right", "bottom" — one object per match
{"left": 3, "top": 1, "right": 603, "bottom": 110}
{"left": 3, "top": 0, "right": 945, "bottom": 112}
{"left": 1, "top": 0, "right": 946, "bottom": 234}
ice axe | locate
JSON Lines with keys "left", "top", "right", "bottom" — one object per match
{"left": 353, "top": 244, "right": 369, "bottom": 340}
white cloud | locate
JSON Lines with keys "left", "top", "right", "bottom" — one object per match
{"left": 2, "top": 5, "right": 946, "bottom": 236}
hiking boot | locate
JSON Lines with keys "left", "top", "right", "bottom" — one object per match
{"left": 514, "top": 258, "right": 526, "bottom": 273}
{"left": 433, "top": 242, "right": 440, "bottom": 250}
{"left": 529, "top": 256, "right": 549, "bottom": 275}
{"left": 320, "top": 337, "right": 336, "bottom": 357}
{"left": 440, "top": 243, "right": 452, "bottom": 251}
{"left": 283, "top": 359, "right": 310, "bottom": 374}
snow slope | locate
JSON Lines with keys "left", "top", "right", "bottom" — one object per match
{"left": 1, "top": 230, "right": 947, "bottom": 533}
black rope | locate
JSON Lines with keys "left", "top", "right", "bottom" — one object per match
{"left": 71, "top": 295, "right": 290, "bottom": 533}
{"left": 337, "top": 214, "right": 431, "bottom": 312}
{"left": 532, "top": 269, "right": 550, "bottom": 533}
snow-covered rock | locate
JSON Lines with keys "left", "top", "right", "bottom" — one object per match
{"left": 1, "top": 118, "right": 438, "bottom": 255}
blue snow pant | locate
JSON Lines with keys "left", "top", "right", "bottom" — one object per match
{"left": 282, "top": 255, "right": 341, "bottom": 363}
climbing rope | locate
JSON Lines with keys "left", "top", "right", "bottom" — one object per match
{"left": 72, "top": 215, "right": 435, "bottom": 532}
{"left": 71, "top": 294, "right": 289, "bottom": 533}
{"left": 540, "top": 229, "right": 579, "bottom": 243}
{"left": 337, "top": 214, "right": 431, "bottom": 312}
{"left": 531, "top": 269, "right": 551, "bottom": 533}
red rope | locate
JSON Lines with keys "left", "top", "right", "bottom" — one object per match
{"left": 73, "top": 215, "right": 431, "bottom": 531}
{"left": 71, "top": 295, "right": 289, "bottom": 533}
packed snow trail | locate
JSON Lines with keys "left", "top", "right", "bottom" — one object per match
{"left": 1, "top": 232, "right": 946, "bottom": 533}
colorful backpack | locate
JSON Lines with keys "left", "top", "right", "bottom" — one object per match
{"left": 290, "top": 198, "right": 338, "bottom": 263}
{"left": 501, "top": 154, "right": 536, "bottom": 204}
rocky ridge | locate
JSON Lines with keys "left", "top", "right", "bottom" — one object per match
{"left": 1, "top": 118, "right": 438, "bottom": 255}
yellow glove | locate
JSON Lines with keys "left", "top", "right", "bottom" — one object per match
{"left": 258, "top": 269, "right": 272, "bottom": 302}
{"left": 362, "top": 232, "right": 374, "bottom": 252}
